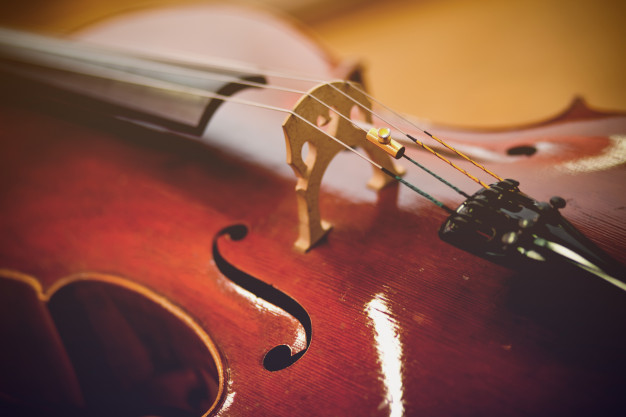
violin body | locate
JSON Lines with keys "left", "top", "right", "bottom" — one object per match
{"left": 1, "top": 5, "right": 625, "bottom": 416}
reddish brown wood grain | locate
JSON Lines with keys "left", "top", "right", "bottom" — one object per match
{"left": 1, "top": 5, "right": 626, "bottom": 417}
{"left": 1, "top": 93, "right": 625, "bottom": 416}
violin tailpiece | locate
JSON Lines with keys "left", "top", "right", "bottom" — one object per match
{"left": 439, "top": 179, "right": 626, "bottom": 290}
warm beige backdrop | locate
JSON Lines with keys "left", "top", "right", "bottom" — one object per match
{"left": 2, "top": 0, "right": 625, "bottom": 127}
{"left": 311, "top": 0, "right": 626, "bottom": 127}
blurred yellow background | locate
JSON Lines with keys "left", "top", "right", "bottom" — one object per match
{"left": 1, "top": 0, "right": 625, "bottom": 127}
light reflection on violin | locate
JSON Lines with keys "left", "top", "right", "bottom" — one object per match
{"left": 0, "top": 3, "right": 625, "bottom": 417}
{"left": 366, "top": 292, "right": 405, "bottom": 417}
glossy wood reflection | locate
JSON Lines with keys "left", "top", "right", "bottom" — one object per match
{"left": 1, "top": 4, "right": 625, "bottom": 417}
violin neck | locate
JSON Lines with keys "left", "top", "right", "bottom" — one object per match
{"left": 0, "top": 28, "right": 264, "bottom": 135}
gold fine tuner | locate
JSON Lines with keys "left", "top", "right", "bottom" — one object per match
{"left": 366, "top": 127, "right": 405, "bottom": 159}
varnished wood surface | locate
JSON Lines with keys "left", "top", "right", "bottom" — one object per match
{"left": 1, "top": 3, "right": 625, "bottom": 417}
{"left": 1, "top": 91, "right": 625, "bottom": 416}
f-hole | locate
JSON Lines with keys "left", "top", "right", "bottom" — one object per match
{"left": 212, "top": 225, "right": 312, "bottom": 372}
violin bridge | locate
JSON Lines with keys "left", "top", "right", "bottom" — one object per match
{"left": 282, "top": 81, "right": 405, "bottom": 253}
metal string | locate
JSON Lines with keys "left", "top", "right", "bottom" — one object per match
{"left": 401, "top": 154, "right": 470, "bottom": 198}
{"left": 148, "top": 53, "right": 502, "bottom": 186}
{"left": 0, "top": 53, "right": 452, "bottom": 211}
{"left": 114, "top": 60, "right": 489, "bottom": 191}
{"left": 0, "top": 31, "right": 467, "bottom": 211}
{"left": 2, "top": 27, "right": 493, "bottom": 191}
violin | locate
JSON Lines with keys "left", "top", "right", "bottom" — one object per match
{"left": 0, "top": 4, "right": 625, "bottom": 417}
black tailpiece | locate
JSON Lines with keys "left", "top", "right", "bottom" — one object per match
{"left": 439, "top": 179, "right": 626, "bottom": 291}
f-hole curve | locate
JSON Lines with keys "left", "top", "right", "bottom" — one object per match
{"left": 212, "top": 225, "right": 312, "bottom": 372}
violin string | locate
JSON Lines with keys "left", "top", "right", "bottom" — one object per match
{"left": 173, "top": 87, "right": 453, "bottom": 212}
{"left": 144, "top": 69, "right": 472, "bottom": 196}
{"left": 324, "top": 83, "right": 489, "bottom": 189}
{"left": 299, "top": 80, "right": 493, "bottom": 189}
{"left": 154, "top": 53, "right": 503, "bottom": 185}
{"left": 2, "top": 28, "right": 491, "bottom": 190}
{"left": 142, "top": 56, "right": 499, "bottom": 189}
{"left": 139, "top": 67, "right": 471, "bottom": 198}
{"left": 0, "top": 50, "right": 372, "bottom": 170}
{"left": 0, "top": 30, "right": 456, "bottom": 211}
{"left": 1, "top": 55, "right": 453, "bottom": 212}
{"left": 343, "top": 82, "right": 504, "bottom": 182}
{"left": 406, "top": 133, "right": 489, "bottom": 188}
{"left": 0, "top": 31, "right": 379, "bottom": 151}
{"left": 151, "top": 79, "right": 454, "bottom": 212}
{"left": 194, "top": 74, "right": 478, "bottom": 194}
{"left": 382, "top": 168, "right": 454, "bottom": 213}
{"left": 92, "top": 55, "right": 476, "bottom": 195}
{"left": 401, "top": 154, "right": 470, "bottom": 198}
{"left": 4, "top": 37, "right": 470, "bottom": 199}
